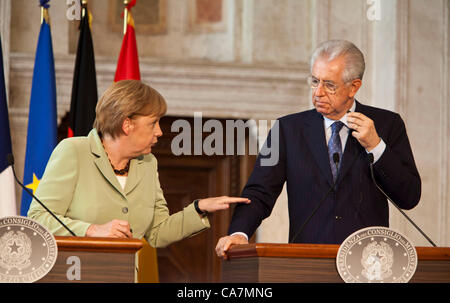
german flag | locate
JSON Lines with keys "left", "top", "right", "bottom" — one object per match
{"left": 68, "top": 2, "right": 98, "bottom": 137}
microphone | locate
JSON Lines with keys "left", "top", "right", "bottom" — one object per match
{"left": 7, "top": 154, "right": 77, "bottom": 236}
{"left": 367, "top": 153, "right": 436, "bottom": 247}
{"left": 290, "top": 153, "right": 340, "bottom": 243}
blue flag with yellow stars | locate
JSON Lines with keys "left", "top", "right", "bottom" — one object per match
{"left": 20, "top": 13, "right": 57, "bottom": 216}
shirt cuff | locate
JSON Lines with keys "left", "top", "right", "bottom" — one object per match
{"left": 366, "top": 138, "right": 386, "bottom": 163}
{"left": 230, "top": 232, "right": 249, "bottom": 240}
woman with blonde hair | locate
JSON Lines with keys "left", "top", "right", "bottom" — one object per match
{"left": 28, "top": 80, "right": 249, "bottom": 248}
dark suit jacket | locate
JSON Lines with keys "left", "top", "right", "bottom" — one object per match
{"left": 228, "top": 101, "right": 421, "bottom": 244}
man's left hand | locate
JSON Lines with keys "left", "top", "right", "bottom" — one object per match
{"left": 347, "top": 112, "right": 381, "bottom": 151}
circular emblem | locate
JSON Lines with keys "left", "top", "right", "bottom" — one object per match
{"left": 336, "top": 226, "right": 417, "bottom": 283}
{"left": 0, "top": 216, "right": 58, "bottom": 283}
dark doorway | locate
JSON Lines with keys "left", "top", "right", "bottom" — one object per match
{"left": 153, "top": 115, "right": 255, "bottom": 282}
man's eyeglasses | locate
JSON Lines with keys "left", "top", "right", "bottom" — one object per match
{"left": 307, "top": 76, "right": 339, "bottom": 94}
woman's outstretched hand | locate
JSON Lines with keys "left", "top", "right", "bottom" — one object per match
{"left": 197, "top": 196, "right": 250, "bottom": 213}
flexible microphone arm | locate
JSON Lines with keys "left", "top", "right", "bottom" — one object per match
{"left": 7, "top": 154, "right": 77, "bottom": 236}
{"left": 290, "top": 153, "right": 340, "bottom": 243}
{"left": 368, "top": 153, "right": 436, "bottom": 247}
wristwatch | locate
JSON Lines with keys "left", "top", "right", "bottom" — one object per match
{"left": 194, "top": 199, "right": 207, "bottom": 217}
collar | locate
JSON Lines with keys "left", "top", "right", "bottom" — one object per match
{"left": 89, "top": 128, "right": 144, "bottom": 163}
{"left": 89, "top": 128, "right": 106, "bottom": 157}
{"left": 323, "top": 100, "right": 356, "bottom": 129}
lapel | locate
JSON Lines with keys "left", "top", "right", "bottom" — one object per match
{"left": 124, "top": 155, "right": 145, "bottom": 195}
{"left": 336, "top": 100, "right": 366, "bottom": 185}
{"left": 303, "top": 101, "right": 367, "bottom": 187}
{"left": 89, "top": 130, "right": 126, "bottom": 197}
{"left": 303, "top": 111, "right": 334, "bottom": 187}
{"left": 89, "top": 129, "right": 145, "bottom": 198}
{"left": 336, "top": 130, "right": 363, "bottom": 185}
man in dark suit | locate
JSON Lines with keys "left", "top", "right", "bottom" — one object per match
{"left": 216, "top": 40, "right": 421, "bottom": 257}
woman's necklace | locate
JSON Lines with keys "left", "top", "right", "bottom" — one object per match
{"left": 101, "top": 141, "right": 130, "bottom": 176}
{"left": 110, "top": 161, "right": 130, "bottom": 176}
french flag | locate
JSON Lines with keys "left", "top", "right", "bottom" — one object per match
{"left": 0, "top": 35, "right": 17, "bottom": 218}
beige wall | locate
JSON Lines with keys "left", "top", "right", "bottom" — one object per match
{"left": 2, "top": 0, "right": 449, "bottom": 246}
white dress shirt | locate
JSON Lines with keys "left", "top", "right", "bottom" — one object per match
{"left": 323, "top": 101, "right": 386, "bottom": 162}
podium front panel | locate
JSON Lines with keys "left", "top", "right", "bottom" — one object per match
{"left": 38, "top": 236, "right": 142, "bottom": 283}
{"left": 222, "top": 243, "right": 450, "bottom": 283}
{"left": 39, "top": 250, "right": 136, "bottom": 283}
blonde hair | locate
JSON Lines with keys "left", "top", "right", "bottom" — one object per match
{"left": 93, "top": 80, "right": 167, "bottom": 138}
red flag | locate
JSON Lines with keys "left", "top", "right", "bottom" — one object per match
{"left": 114, "top": 1, "right": 159, "bottom": 283}
{"left": 114, "top": 1, "right": 140, "bottom": 81}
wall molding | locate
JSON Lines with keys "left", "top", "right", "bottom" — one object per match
{"left": 0, "top": 0, "right": 11, "bottom": 101}
{"left": 396, "top": 0, "right": 409, "bottom": 117}
{"left": 9, "top": 53, "right": 310, "bottom": 123}
{"left": 311, "top": 0, "right": 329, "bottom": 47}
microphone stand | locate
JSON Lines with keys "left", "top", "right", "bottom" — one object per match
{"left": 368, "top": 153, "right": 436, "bottom": 247}
{"left": 7, "top": 154, "right": 77, "bottom": 236}
{"left": 290, "top": 153, "right": 340, "bottom": 243}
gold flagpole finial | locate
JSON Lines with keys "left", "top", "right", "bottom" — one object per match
{"left": 81, "top": 0, "right": 93, "bottom": 28}
{"left": 41, "top": 7, "right": 50, "bottom": 25}
{"left": 82, "top": 0, "right": 87, "bottom": 18}
{"left": 124, "top": 0, "right": 130, "bottom": 34}
{"left": 39, "top": 1, "right": 51, "bottom": 25}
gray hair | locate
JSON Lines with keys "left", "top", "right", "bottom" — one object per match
{"left": 310, "top": 40, "right": 365, "bottom": 82}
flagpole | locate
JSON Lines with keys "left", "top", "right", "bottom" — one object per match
{"left": 39, "top": 0, "right": 52, "bottom": 24}
{"left": 40, "top": 7, "right": 49, "bottom": 25}
{"left": 68, "top": 0, "right": 98, "bottom": 138}
{"left": 124, "top": 0, "right": 130, "bottom": 34}
{"left": 22, "top": 0, "right": 58, "bottom": 217}
{"left": 82, "top": 0, "right": 88, "bottom": 18}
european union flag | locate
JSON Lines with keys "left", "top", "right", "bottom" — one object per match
{"left": 20, "top": 18, "right": 57, "bottom": 216}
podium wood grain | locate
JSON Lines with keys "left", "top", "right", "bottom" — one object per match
{"left": 222, "top": 243, "right": 450, "bottom": 283}
{"left": 38, "top": 236, "right": 143, "bottom": 283}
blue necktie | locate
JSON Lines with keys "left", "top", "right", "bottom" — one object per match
{"left": 328, "top": 121, "right": 344, "bottom": 182}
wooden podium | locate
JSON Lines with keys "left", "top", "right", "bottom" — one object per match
{"left": 222, "top": 243, "right": 450, "bottom": 283}
{"left": 38, "top": 236, "right": 143, "bottom": 283}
